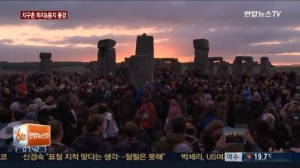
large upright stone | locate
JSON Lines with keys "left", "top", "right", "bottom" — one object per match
{"left": 39, "top": 52, "right": 52, "bottom": 73}
{"left": 170, "top": 61, "right": 182, "bottom": 74}
{"left": 208, "top": 57, "right": 223, "bottom": 74}
{"left": 129, "top": 55, "right": 154, "bottom": 89}
{"left": 260, "top": 57, "right": 270, "bottom": 75}
{"left": 232, "top": 59, "right": 243, "bottom": 74}
{"left": 123, "top": 58, "right": 130, "bottom": 69}
{"left": 193, "top": 39, "right": 209, "bottom": 72}
{"left": 97, "top": 39, "right": 116, "bottom": 76}
{"left": 88, "top": 61, "right": 99, "bottom": 72}
{"left": 217, "top": 61, "right": 229, "bottom": 74}
{"left": 39, "top": 52, "right": 51, "bottom": 59}
{"left": 208, "top": 60, "right": 214, "bottom": 74}
{"left": 97, "top": 39, "right": 116, "bottom": 48}
{"left": 244, "top": 60, "right": 254, "bottom": 73}
{"left": 232, "top": 56, "right": 254, "bottom": 74}
{"left": 135, "top": 33, "right": 154, "bottom": 58}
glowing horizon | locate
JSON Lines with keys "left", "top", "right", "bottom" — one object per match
{"left": 0, "top": 1, "right": 300, "bottom": 64}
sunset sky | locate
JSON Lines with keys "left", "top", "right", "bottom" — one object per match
{"left": 1, "top": 1, "right": 300, "bottom": 65}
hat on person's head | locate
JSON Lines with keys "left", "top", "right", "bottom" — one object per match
{"left": 18, "top": 83, "right": 28, "bottom": 94}
{"left": 59, "top": 84, "right": 66, "bottom": 90}
{"left": 185, "top": 122, "right": 195, "bottom": 135}
{"left": 242, "top": 90, "right": 250, "bottom": 98}
{"left": 24, "top": 112, "right": 37, "bottom": 122}
{"left": 204, "top": 94, "right": 212, "bottom": 100}
{"left": 10, "top": 102, "right": 20, "bottom": 111}
{"left": 45, "top": 96, "right": 55, "bottom": 106}
{"left": 253, "top": 92, "right": 261, "bottom": 100}
{"left": 261, "top": 113, "right": 275, "bottom": 128}
{"left": 26, "top": 104, "right": 38, "bottom": 113}
{"left": 204, "top": 119, "right": 224, "bottom": 134}
{"left": 87, "top": 89, "right": 92, "bottom": 94}
{"left": 185, "top": 123, "right": 194, "bottom": 129}
{"left": 0, "top": 121, "right": 21, "bottom": 139}
{"left": 3, "top": 88, "right": 9, "bottom": 95}
{"left": 104, "top": 90, "right": 111, "bottom": 98}
{"left": 33, "top": 98, "right": 43, "bottom": 108}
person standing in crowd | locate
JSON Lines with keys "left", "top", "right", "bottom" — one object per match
{"left": 47, "top": 120, "right": 75, "bottom": 153}
{"left": 249, "top": 92, "right": 264, "bottom": 120}
{"left": 71, "top": 114, "right": 112, "bottom": 152}
{"left": 116, "top": 121, "right": 148, "bottom": 152}
{"left": 198, "top": 101, "right": 219, "bottom": 137}
{"left": 165, "top": 99, "right": 181, "bottom": 133}
{"left": 156, "top": 115, "right": 193, "bottom": 153}
{"left": 215, "top": 95, "right": 227, "bottom": 125}
{"left": 98, "top": 104, "right": 119, "bottom": 145}
{"left": 119, "top": 91, "right": 137, "bottom": 128}
{"left": 234, "top": 98, "right": 252, "bottom": 125}
{"left": 55, "top": 100, "right": 77, "bottom": 146}
{"left": 253, "top": 120, "right": 277, "bottom": 152}
{"left": 138, "top": 93, "right": 157, "bottom": 141}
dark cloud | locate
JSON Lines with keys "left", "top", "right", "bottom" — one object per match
{"left": 0, "top": 1, "right": 300, "bottom": 64}
{"left": 0, "top": 43, "right": 95, "bottom": 62}
{"left": 0, "top": 39, "right": 14, "bottom": 44}
{"left": 52, "top": 34, "right": 135, "bottom": 45}
{"left": 0, "top": 42, "right": 134, "bottom": 62}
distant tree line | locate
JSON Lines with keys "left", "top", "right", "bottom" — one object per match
{"left": 0, "top": 61, "right": 89, "bottom": 71}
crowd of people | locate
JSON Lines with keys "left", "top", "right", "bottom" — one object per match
{"left": 225, "top": 133, "right": 245, "bottom": 144}
{"left": 0, "top": 67, "right": 300, "bottom": 153}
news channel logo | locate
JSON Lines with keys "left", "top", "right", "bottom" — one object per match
{"left": 13, "top": 124, "right": 51, "bottom": 147}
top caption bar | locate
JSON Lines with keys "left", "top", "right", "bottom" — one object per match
{"left": 20, "top": 11, "right": 68, "bottom": 20}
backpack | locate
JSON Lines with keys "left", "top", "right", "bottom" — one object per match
{"left": 185, "top": 134, "right": 202, "bottom": 152}
{"left": 106, "top": 119, "right": 119, "bottom": 137}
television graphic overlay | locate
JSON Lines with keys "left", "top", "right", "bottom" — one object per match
{"left": 13, "top": 124, "right": 51, "bottom": 152}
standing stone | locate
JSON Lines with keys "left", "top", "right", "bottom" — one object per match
{"left": 208, "top": 60, "right": 214, "bottom": 74}
{"left": 244, "top": 60, "right": 254, "bottom": 73}
{"left": 123, "top": 58, "right": 130, "bottom": 69}
{"left": 135, "top": 33, "right": 154, "bottom": 58}
{"left": 217, "top": 61, "right": 229, "bottom": 74}
{"left": 88, "top": 61, "right": 99, "bottom": 72}
{"left": 129, "top": 34, "right": 155, "bottom": 88}
{"left": 232, "top": 59, "right": 243, "bottom": 74}
{"left": 208, "top": 57, "right": 223, "bottom": 74}
{"left": 170, "top": 61, "right": 182, "bottom": 74}
{"left": 39, "top": 52, "right": 53, "bottom": 73}
{"left": 129, "top": 55, "right": 154, "bottom": 89}
{"left": 193, "top": 39, "right": 209, "bottom": 73}
{"left": 97, "top": 39, "right": 116, "bottom": 76}
{"left": 260, "top": 57, "right": 270, "bottom": 75}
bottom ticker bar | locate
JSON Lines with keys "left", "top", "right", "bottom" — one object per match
{"left": 0, "top": 153, "right": 299, "bottom": 162}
